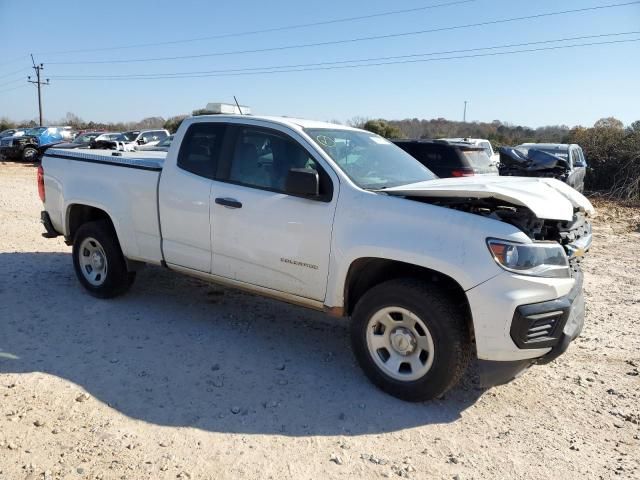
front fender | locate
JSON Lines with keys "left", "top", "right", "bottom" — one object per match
{"left": 324, "top": 189, "right": 528, "bottom": 308}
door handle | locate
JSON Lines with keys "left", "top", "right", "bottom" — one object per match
{"left": 215, "top": 197, "right": 242, "bottom": 209}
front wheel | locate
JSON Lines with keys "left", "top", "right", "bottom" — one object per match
{"left": 22, "top": 147, "right": 38, "bottom": 162}
{"left": 72, "top": 220, "right": 135, "bottom": 298}
{"left": 350, "top": 278, "right": 471, "bottom": 401}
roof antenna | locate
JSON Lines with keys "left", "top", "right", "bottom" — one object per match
{"left": 233, "top": 96, "right": 243, "bottom": 115}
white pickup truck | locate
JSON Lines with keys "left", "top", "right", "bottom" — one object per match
{"left": 39, "top": 115, "right": 594, "bottom": 401}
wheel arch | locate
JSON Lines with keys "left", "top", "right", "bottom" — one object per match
{"left": 65, "top": 203, "right": 116, "bottom": 243}
{"left": 343, "top": 257, "right": 474, "bottom": 338}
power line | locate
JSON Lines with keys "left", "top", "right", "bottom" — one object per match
{"left": 45, "top": 1, "right": 640, "bottom": 65}
{"left": 46, "top": 37, "right": 640, "bottom": 80}
{"left": 0, "top": 77, "right": 25, "bottom": 88}
{"left": 36, "top": 0, "right": 476, "bottom": 56}
{"left": 0, "top": 67, "right": 30, "bottom": 80}
{"left": 0, "top": 55, "right": 30, "bottom": 69}
{"left": 48, "top": 31, "right": 640, "bottom": 80}
{"left": 0, "top": 84, "right": 28, "bottom": 95}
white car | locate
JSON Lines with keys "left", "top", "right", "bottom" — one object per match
{"left": 93, "top": 133, "right": 121, "bottom": 142}
{"left": 123, "top": 129, "right": 170, "bottom": 150}
{"left": 441, "top": 138, "right": 500, "bottom": 166}
{"left": 38, "top": 116, "right": 593, "bottom": 401}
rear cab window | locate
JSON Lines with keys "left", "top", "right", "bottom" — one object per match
{"left": 177, "top": 123, "right": 227, "bottom": 179}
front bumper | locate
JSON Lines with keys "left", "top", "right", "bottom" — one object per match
{"left": 476, "top": 270, "right": 585, "bottom": 386}
{"left": 0, "top": 145, "right": 20, "bottom": 159}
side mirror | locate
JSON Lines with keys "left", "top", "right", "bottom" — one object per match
{"left": 285, "top": 168, "right": 319, "bottom": 197}
{"left": 137, "top": 138, "right": 146, "bottom": 145}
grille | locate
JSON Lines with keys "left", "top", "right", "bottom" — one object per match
{"left": 0, "top": 139, "right": 12, "bottom": 146}
{"left": 511, "top": 303, "right": 570, "bottom": 349}
{"left": 525, "top": 311, "right": 562, "bottom": 341}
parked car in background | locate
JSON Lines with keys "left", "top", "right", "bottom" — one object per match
{"left": 120, "top": 129, "right": 170, "bottom": 149}
{"left": 499, "top": 143, "right": 587, "bottom": 192}
{"left": 50, "top": 131, "right": 104, "bottom": 150}
{"left": 91, "top": 133, "right": 123, "bottom": 150}
{"left": 39, "top": 115, "right": 593, "bottom": 401}
{"left": 0, "top": 127, "right": 31, "bottom": 139}
{"left": 92, "top": 129, "right": 169, "bottom": 151}
{"left": 93, "top": 132, "right": 137, "bottom": 151}
{"left": 0, "top": 126, "right": 67, "bottom": 161}
{"left": 440, "top": 137, "right": 499, "bottom": 166}
{"left": 136, "top": 134, "right": 173, "bottom": 152}
{"left": 392, "top": 139, "right": 499, "bottom": 178}
{"left": 92, "top": 132, "right": 120, "bottom": 142}
{"left": 1, "top": 128, "right": 24, "bottom": 138}
{"left": 59, "top": 126, "right": 76, "bottom": 141}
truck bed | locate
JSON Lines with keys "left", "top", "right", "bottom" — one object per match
{"left": 42, "top": 148, "right": 166, "bottom": 265}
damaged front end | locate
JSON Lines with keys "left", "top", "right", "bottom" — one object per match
{"left": 409, "top": 196, "right": 592, "bottom": 265}
{"left": 498, "top": 146, "right": 571, "bottom": 182}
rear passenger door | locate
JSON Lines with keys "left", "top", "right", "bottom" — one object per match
{"left": 159, "top": 122, "right": 226, "bottom": 272}
{"left": 209, "top": 124, "right": 338, "bottom": 301}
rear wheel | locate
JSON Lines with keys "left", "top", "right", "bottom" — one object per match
{"left": 72, "top": 220, "right": 135, "bottom": 298}
{"left": 350, "top": 278, "right": 471, "bottom": 401}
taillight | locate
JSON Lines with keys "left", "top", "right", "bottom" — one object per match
{"left": 37, "top": 165, "right": 45, "bottom": 202}
{"left": 451, "top": 168, "right": 475, "bottom": 177}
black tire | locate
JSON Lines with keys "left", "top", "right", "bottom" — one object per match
{"left": 72, "top": 220, "right": 135, "bottom": 298}
{"left": 22, "top": 146, "right": 38, "bottom": 162}
{"left": 350, "top": 278, "right": 471, "bottom": 402}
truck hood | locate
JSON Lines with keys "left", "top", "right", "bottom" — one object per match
{"left": 382, "top": 176, "right": 595, "bottom": 221}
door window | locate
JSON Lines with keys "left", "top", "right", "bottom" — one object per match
{"left": 228, "top": 127, "right": 320, "bottom": 194}
{"left": 480, "top": 141, "right": 493, "bottom": 157}
{"left": 569, "top": 148, "right": 578, "bottom": 168}
{"left": 177, "top": 123, "right": 226, "bottom": 178}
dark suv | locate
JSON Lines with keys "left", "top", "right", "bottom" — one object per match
{"left": 392, "top": 139, "right": 498, "bottom": 178}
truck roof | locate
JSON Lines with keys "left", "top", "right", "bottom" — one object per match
{"left": 188, "top": 114, "right": 362, "bottom": 132}
{"left": 518, "top": 143, "right": 574, "bottom": 150}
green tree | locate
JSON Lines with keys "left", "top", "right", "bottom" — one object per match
{"left": 0, "top": 118, "right": 16, "bottom": 131}
{"left": 567, "top": 117, "right": 640, "bottom": 198}
{"left": 164, "top": 115, "right": 188, "bottom": 133}
{"left": 362, "top": 119, "right": 404, "bottom": 139}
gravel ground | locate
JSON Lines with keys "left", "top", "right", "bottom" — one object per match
{"left": 1, "top": 161, "right": 638, "bottom": 480}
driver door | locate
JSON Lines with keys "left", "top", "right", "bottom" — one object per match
{"left": 210, "top": 124, "right": 338, "bottom": 301}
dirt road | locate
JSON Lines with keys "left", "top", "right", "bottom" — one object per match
{"left": 1, "top": 162, "right": 638, "bottom": 479}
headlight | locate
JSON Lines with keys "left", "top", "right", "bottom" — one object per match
{"left": 487, "top": 238, "right": 570, "bottom": 278}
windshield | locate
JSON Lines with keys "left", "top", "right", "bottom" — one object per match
{"left": 157, "top": 135, "right": 173, "bottom": 147}
{"left": 529, "top": 148, "right": 569, "bottom": 159}
{"left": 121, "top": 131, "right": 140, "bottom": 142}
{"left": 25, "top": 127, "right": 46, "bottom": 136}
{"left": 75, "top": 133, "right": 100, "bottom": 143}
{"left": 461, "top": 148, "right": 492, "bottom": 168}
{"left": 305, "top": 128, "right": 436, "bottom": 189}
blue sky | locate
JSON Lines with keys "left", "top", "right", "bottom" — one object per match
{"left": 0, "top": 0, "right": 639, "bottom": 127}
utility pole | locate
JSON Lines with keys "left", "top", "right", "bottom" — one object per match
{"left": 28, "top": 54, "right": 49, "bottom": 126}
{"left": 463, "top": 100, "right": 469, "bottom": 123}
